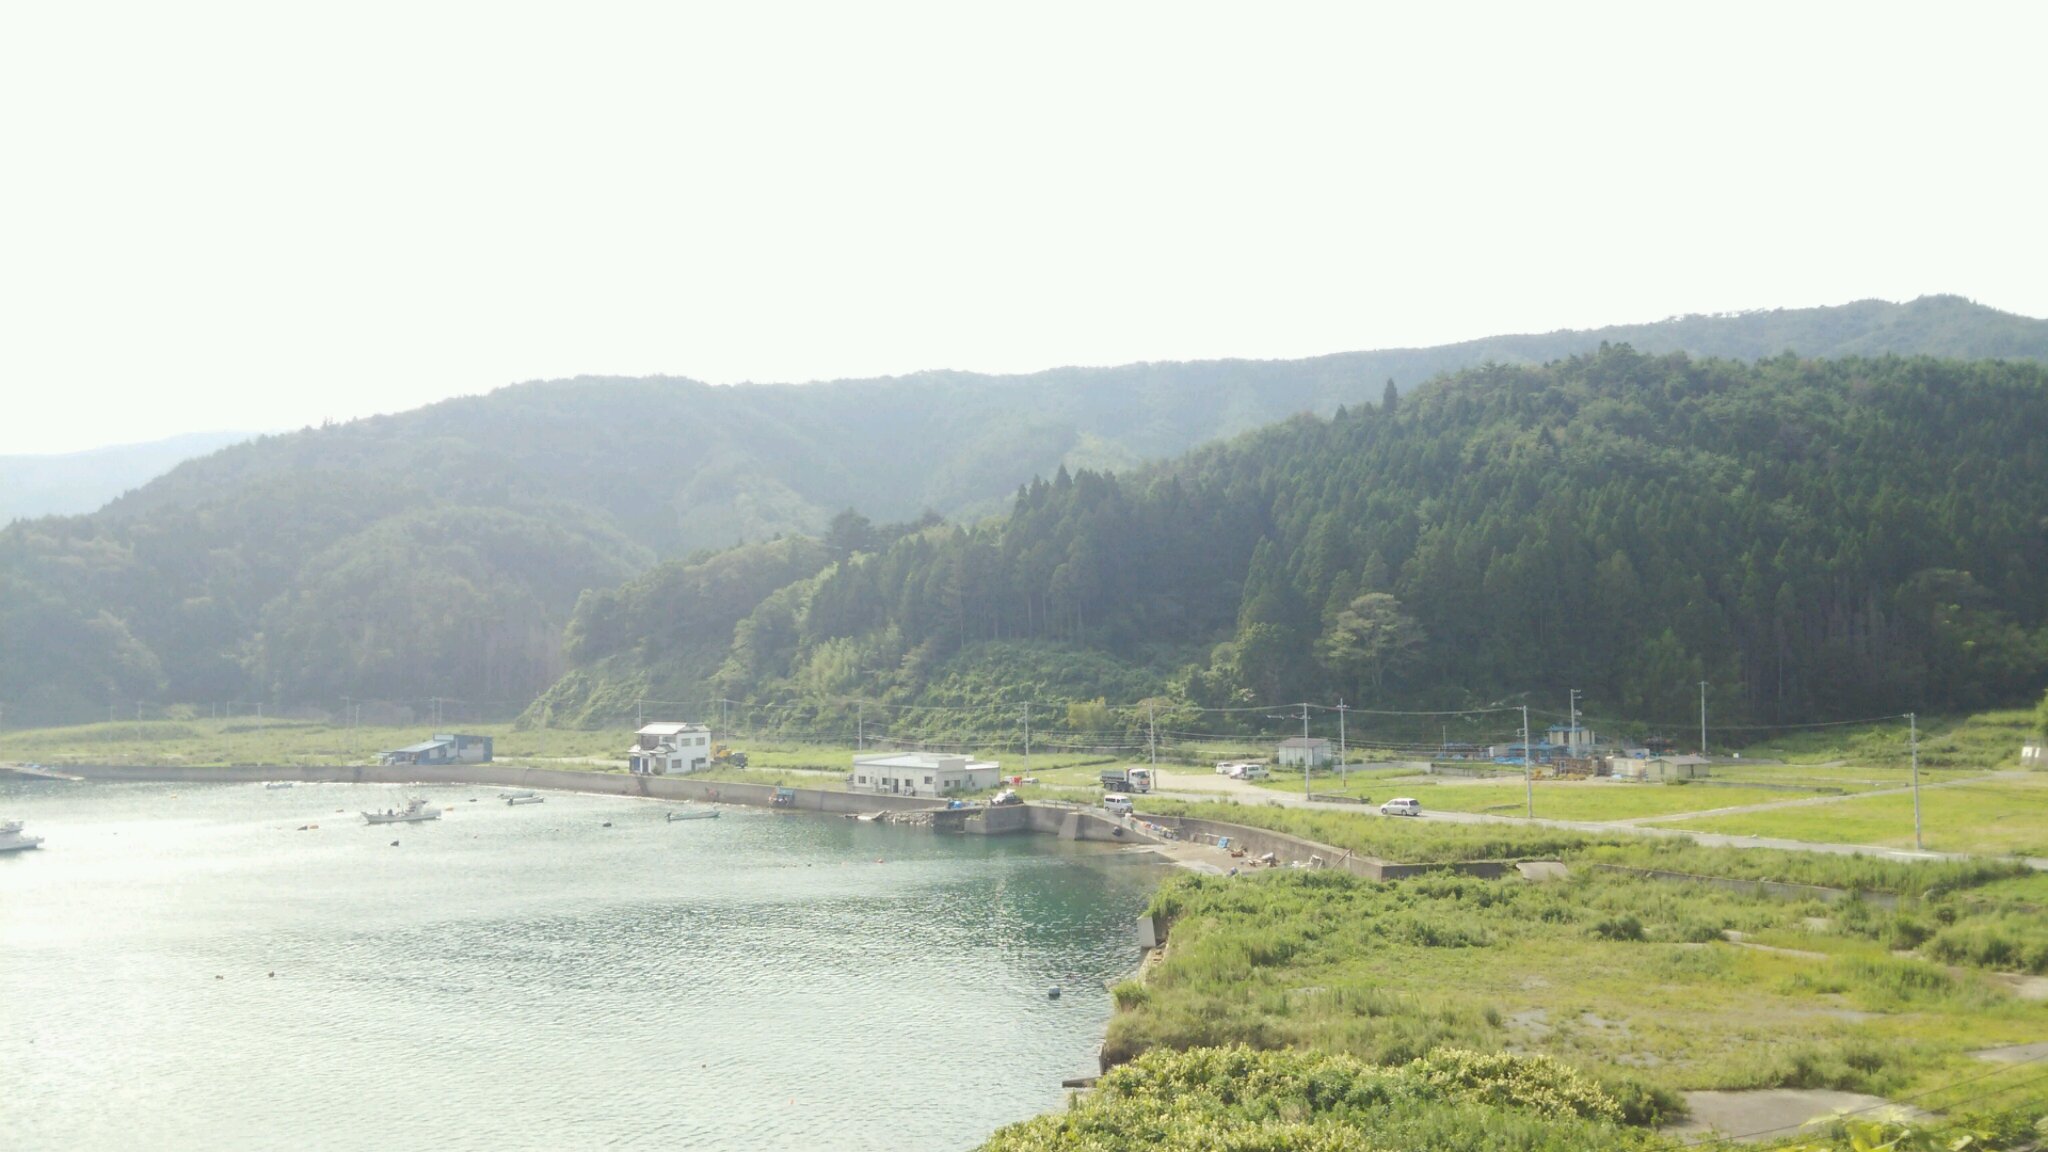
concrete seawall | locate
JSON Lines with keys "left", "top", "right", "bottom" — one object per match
{"left": 1134, "top": 813, "right": 1510, "bottom": 880}
{"left": 57, "top": 765, "right": 1153, "bottom": 846}
{"left": 60, "top": 763, "right": 949, "bottom": 816}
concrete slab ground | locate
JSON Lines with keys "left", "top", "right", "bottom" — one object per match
{"left": 1667, "top": 1089, "right": 1934, "bottom": 1144}
{"left": 1974, "top": 1042, "right": 2048, "bottom": 1064}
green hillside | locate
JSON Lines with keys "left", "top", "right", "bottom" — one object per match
{"left": 5, "top": 295, "right": 2046, "bottom": 725}
{"left": 579, "top": 348, "right": 2048, "bottom": 734}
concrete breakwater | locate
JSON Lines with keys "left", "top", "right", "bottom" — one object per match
{"left": 53, "top": 763, "right": 1147, "bottom": 843}
{"left": 1134, "top": 813, "right": 1512, "bottom": 881}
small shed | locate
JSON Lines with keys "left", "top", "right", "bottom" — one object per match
{"left": 1643, "top": 754, "right": 1711, "bottom": 782}
{"left": 1277, "top": 737, "right": 1333, "bottom": 768}
{"left": 378, "top": 733, "right": 489, "bottom": 766}
{"left": 2023, "top": 743, "right": 2044, "bottom": 766}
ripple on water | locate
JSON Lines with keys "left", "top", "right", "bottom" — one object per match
{"left": 0, "top": 781, "right": 1163, "bottom": 1151}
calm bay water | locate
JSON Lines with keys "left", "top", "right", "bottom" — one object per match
{"left": 0, "top": 780, "right": 1165, "bottom": 1151}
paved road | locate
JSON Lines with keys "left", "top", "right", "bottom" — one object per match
{"left": 1144, "top": 768, "right": 2048, "bottom": 870}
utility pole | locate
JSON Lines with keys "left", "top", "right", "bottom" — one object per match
{"left": 1698, "top": 682, "right": 1708, "bottom": 757}
{"left": 636, "top": 699, "right": 643, "bottom": 728}
{"left": 1909, "top": 711, "right": 1923, "bottom": 852}
{"left": 1302, "top": 703, "right": 1312, "bottom": 801}
{"left": 1337, "top": 699, "right": 1348, "bottom": 790}
{"left": 857, "top": 701, "right": 864, "bottom": 751}
{"left": 1569, "top": 689, "right": 1581, "bottom": 735}
{"left": 1022, "top": 702, "right": 1031, "bottom": 768}
{"left": 1147, "top": 701, "right": 1157, "bottom": 767}
{"left": 1522, "top": 704, "right": 1533, "bottom": 818}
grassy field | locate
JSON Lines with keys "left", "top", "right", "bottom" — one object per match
{"left": 1108, "top": 867, "right": 2048, "bottom": 1131}
{"left": 1670, "top": 774, "right": 2048, "bottom": 857}
{"left": 1383, "top": 779, "right": 1835, "bottom": 821}
{"left": 0, "top": 717, "right": 623, "bottom": 766}
{"left": 1732, "top": 709, "right": 2036, "bottom": 773}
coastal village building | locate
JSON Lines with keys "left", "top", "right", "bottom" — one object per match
{"left": 1276, "top": 737, "right": 1333, "bottom": 768}
{"left": 630, "top": 722, "right": 712, "bottom": 775}
{"left": 379, "top": 733, "right": 492, "bottom": 766}
{"left": 2024, "top": 743, "right": 2045, "bottom": 766}
{"left": 849, "top": 752, "right": 1000, "bottom": 798}
{"left": 1625, "top": 753, "right": 1711, "bottom": 782}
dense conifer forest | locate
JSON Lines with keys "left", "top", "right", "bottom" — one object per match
{"left": 538, "top": 348, "right": 2048, "bottom": 733}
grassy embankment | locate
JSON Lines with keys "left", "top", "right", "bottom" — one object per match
{"left": 0, "top": 717, "right": 620, "bottom": 766}
{"left": 1086, "top": 857, "right": 2048, "bottom": 1148}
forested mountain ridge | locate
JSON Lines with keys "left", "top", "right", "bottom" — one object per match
{"left": 5, "top": 295, "right": 2046, "bottom": 726}
{"left": 542, "top": 348, "right": 2048, "bottom": 734}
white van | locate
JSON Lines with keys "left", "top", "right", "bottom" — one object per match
{"left": 1234, "top": 764, "right": 1270, "bottom": 781}
{"left": 1380, "top": 797, "right": 1421, "bottom": 817}
{"left": 1103, "top": 793, "right": 1134, "bottom": 817}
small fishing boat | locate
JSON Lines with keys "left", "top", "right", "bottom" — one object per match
{"left": 666, "top": 808, "right": 721, "bottom": 822}
{"left": 0, "top": 819, "right": 45, "bottom": 852}
{"left": 505, "top": 794, "right": 545, "bottom": 806}
{"left": 264, "top": 781, "right": 296, "bottom": 790}
{"left": 498, "top": 790, "right": 536, "bottom": 800}
{"left": 363, "top": 797, "right": 442, "bottom": 824}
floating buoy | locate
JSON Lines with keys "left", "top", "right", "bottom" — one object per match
{"left": 1048, "top": 985, "right": 1062, "bottom": 1000}
{"left": 602, "top": 821, "right": 613, "bottom": 828}
{"left": 268, "top": 971, "right": 276, "bottom": 978}
{"left": 389, "top": 839, "right": 400, "bottom": 847}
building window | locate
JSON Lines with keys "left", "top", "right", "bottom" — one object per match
{"left": 925, "top": 776, "right": 934, "bottom": 784}
{"left": 857, "top": 776, "right": 867, "bottom": 784}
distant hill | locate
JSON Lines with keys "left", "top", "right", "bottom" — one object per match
{"left": 0, "top": 431, "right": 256, "bottom": 522}
{"left": 5, "top": 294, "right": 2045, "bottom": 725}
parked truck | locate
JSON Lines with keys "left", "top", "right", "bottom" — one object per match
{"left": 1099, "top": 767, "right": 1154, "bottom": 793}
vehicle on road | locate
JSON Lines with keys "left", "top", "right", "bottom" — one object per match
{"left": 1100, "top": 767, "right": 1154, "bottom": 793}
{"left": 1380, "top": 797, "right": 1422, "bottom": 817}
{"left": 1102, "top": 793, "right": 1134, "bottom": 817}
{"left": 991, "top": 789, "right": 1022, "bottom": 806}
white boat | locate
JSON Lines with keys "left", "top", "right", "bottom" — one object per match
{"left": 505, "top": 795, "right": 545, "bottom": 806}
{"left": 666, "top": 808, "right": 720, "bottom": 822}
{"left": 264, "top": 781, "right": 296, "bottom": 789}
{"left": 0, "top": 820, "right": 45, "bottom": 852}
{"left": 498, "top": 790, "right": 536, "bottom": 799}
{"left": 363, "top": 797, "right": 442, "bottom": 825}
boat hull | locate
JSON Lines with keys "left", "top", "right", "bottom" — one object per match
{"left": 362, "top": 811, "right": 441, "bottom": 824}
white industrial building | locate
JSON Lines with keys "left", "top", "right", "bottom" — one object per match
{"left": 629, "top": 722, "right": 712, "bottom": 775}
{"left": 1276, "top": 737, "right": 1333, "bottom": 768}
{"left": 849, "top": 752, "right": 1000, "bottom": 798}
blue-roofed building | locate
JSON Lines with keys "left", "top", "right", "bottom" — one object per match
{"left": 379, "top": 733, "right": 492, "bottom": 766}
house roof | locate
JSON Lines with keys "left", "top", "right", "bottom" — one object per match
{"left": 1279, "top": 737, "right": 1331, "bottom": 748}
{"left": 391, "top": 739, "right": 452, "bottom": 754}
{"left": 637, "top": 722, "right": 706, "bottom": 736}
{"left": 852, "top": 752, "right": 999, "bottom": 773}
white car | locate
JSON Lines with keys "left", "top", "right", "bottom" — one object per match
{"left": 1380, "top": 797, "right": 1422, "bottom": 817}
{"left": 1103, "top": 793, "right": 1134, "bottom": 816}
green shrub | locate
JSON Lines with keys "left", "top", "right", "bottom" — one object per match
{"left": 1588, "top": 914, "right": 1646, "bottom": 942}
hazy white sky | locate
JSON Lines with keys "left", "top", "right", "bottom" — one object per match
{"left": 3, "top": 2, "right": 2043, "bottom": 453}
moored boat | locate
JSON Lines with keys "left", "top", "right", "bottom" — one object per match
{"left": 363, "top": 797, "right": 442, "bottom": 824}
{"left": 666, "top": 807, "right": 720, "bottom": 822}
{"left": 0, "top": 819, "right": 45, "bottom": 852}
{"left": 505, "top": 795, "right": 545, "bottom": 806}
{"left": 498, "top": 790, "right": 536, "bottom": 800}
